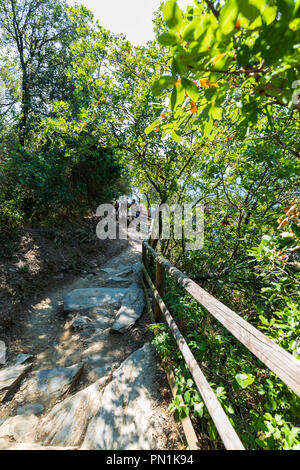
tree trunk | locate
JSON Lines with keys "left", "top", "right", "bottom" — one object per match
{"left": 19, "top": 74, "right": 30, "bottom": 146}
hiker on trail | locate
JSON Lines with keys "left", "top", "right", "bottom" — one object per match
{"left": 127, "top": 200, "right": 132, "bottom": 221}
{"left": 130, "top": 199, "right": 141, "bottom": 219}
{"left": 114, "top": 201, "right": 120, "bottom": 221}
{"left": 135, "top": 201, "right": 141, "bottom": 219}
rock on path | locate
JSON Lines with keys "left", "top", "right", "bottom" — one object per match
{"left": 21, "top": 364, "right": 84, "bottom": 405}
{"left": 0, "top": 414, "right": 39, "bottom": 443}
{"left": 110, "top": 283, "right": 145, "bottom": 334}
{"left": 81, "top": 343, "right": 165, "bottom": 450}
{"left": 64, "top": 288, "right": 128, "bottom": 312}
{"left": 0, "top": 438, "right": 77, "bottom": 450}
{"left": 0, "top": 363, "right": 33, "bottom": 402}
{"left": 38, "top": 376, "right": 109, "bottom": 447}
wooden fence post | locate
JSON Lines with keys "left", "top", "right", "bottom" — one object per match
{"left": 154, "top": 260, "right": 165, "bottom": 323}
{"left": 142, "top": 242, "right": 148, "bottom": 271}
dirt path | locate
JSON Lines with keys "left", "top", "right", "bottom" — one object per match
{"left": 0, "top": 238, "right": 183, "bottom": 450}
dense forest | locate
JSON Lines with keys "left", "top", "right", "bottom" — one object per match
{"left": 0, "top": 0, "right": 299, "bottom": 450}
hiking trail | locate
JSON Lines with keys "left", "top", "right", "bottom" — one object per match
{"left": 0, "top": 239, "right": 181, "bottom": 450}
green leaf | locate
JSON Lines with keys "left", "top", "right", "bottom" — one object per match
{"left": 255, "top": 438, "right": 268, "bottom": 449}
{"left": 152, "top": 76, "right": 175, "bottom": 96}
{"left": 170, "top": 83, "right": 185, "bottom": 110}
{"left": 181, "top": 77, "right": 199, "bottom": 101}
{"left": 262, "top": 6, "right": 277, "bottom": 24}
{"left": 210, "top": 105, "right": 223, "bottom": 120}
{"left": 194, "top": 402, "right": 204, "bottom": 418}
{"left": 237, "top": 45, "right": 251, "bottom": 67}
{"left": 158, "top": 32, "right": 179, "bottom": 46}
{"left": 171, "top": 129, "right": 183, "bottom": 142}
{"left": 145, "top": 119, "right": 160, "bottom": 135}
{"left": 237, "top": 0, "right": 260, "bottom": 22}
{"left": 249, "top": 0, "right": 268, "bottom": 8}
{"left": 235, "top": 373, "right": 255, "bottom": 389}
{"left": 181, "top": 405, "right": 190, "bottom": 419}
{"left": 219, "top": 0, "right": 239, "bottom": 35}
{"left": 184, "top": 390, "right": 191, "bottom": 404}
{"left": 259, "top": 315, "right": 269, "bottom": 325}
{"left": 204, "top": 118, "right": 213, "bottom": 138}
{"left": 162, "top": 0, "right": 183, "bottom": 30}
{"left": 174, "top": 408, "right": 181, "bottom": 422}
{"left": 208, "top": 421, "right": 218, "bottom": 440}
{"left": 182, "top": 19, "right": 198, "bottom": 41}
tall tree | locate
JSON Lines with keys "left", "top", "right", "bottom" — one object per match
{"left": 0, "top": 0, "right": 78, "bottom": 144}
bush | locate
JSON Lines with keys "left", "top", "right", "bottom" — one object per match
{"left": 0, "top": 137, "right": 128, "bottom": 225}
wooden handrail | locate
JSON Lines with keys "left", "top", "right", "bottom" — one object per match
{"left": 141, "top": 276, "right": 200, "bottom": 450}
{"left": 142, "top": 265, "right": 245, "bottom": 450}
{"left": 143, "top": 240, "right": 300, "bottom": 398}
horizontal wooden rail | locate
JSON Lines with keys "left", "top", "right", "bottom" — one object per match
{"left": 143, "top": 241, "right": 300, "bottom": 398}
{"left": 142, "top": 265, "right": 244, "bottom": 450}
{"left": 141, "top": 276, "right": 199, "bottom": 450}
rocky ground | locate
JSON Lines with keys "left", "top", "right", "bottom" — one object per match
{"left": 0, "top": 237, "right": 184, "bottom": 450}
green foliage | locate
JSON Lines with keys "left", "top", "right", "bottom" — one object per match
{"left": 0, "top": 1, "right": 130, "bottom": 236}
{"left": 0, "top": 0, "right": 83, "bottom": 144}
{"left": 148, "top": 323, "right": 175, "bottom": 360}
{"left": 151, "top": 279, "right": 300, "bottom": 449}
{"left": 169, "top": 395, "right": 190, "bottom": 422}
{"left": 152, "top": 0, "right": 299, "bottom": 143}
{"left": 1, "top": 138, "right": 124, "bottom": 224}
{"left": 0, "top": 193, "right": 22, "bottom": 256}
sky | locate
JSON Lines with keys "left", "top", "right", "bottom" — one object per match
{"left": 67, "top": 0, "right": 194, "bottom": 45}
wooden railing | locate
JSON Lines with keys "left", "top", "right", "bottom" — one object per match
{"left": 142, "top": 240, "right": 300, "bottom": 451}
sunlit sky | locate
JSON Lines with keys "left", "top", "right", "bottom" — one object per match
{"left": 67, "top": 0, "right": 194, "bottom": 45}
